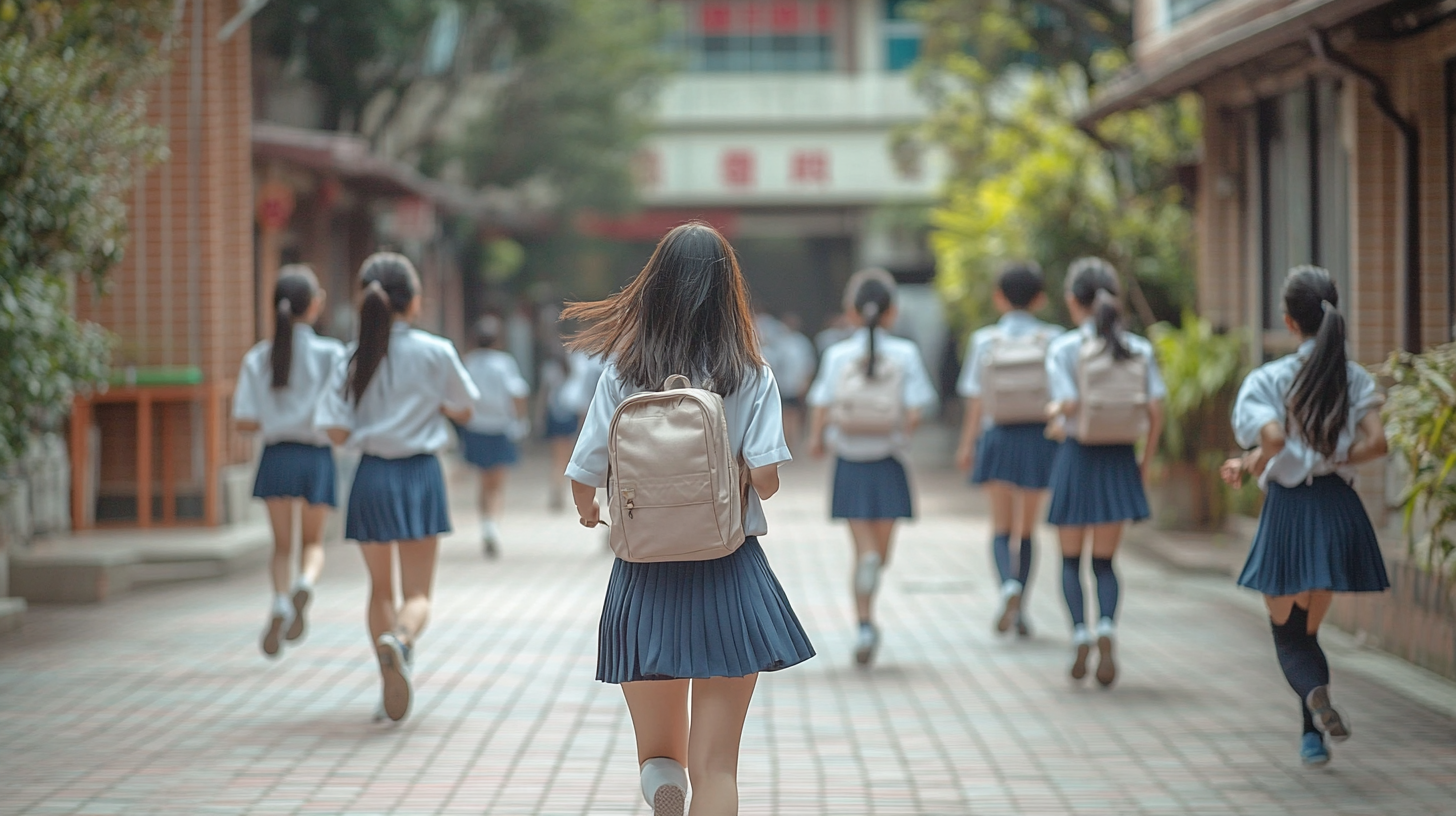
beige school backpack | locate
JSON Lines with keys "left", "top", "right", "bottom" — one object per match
{"left": 605, "top": 375, "right": 748, "bottom": 563}
{"left": 829, "top": 353, "right": 905, "bottom": 435}
{"left": 1074, "top": 337, "right": 1150, "bottom": 445}
{"left": 982, "top": 329, "right": 1054, "bottom": 424}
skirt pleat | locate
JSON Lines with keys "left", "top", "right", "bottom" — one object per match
{"left": 972, "top": 423, "right": 1059, "bottom": 489}
{"left": 831, "top": 457, "right": 914, "bottom": 519}
{"left": 252, "top": 442, "right": 337, "bottom": 506}
{"left": 1238, "top": 474, "right": 1390, "bottom": 596}
{"left": 457, "top": 428, "right": 519, "bottom": 469}
{"left": 345, "top": 453, "right": 451, "bottom": 543}
{"left": 1046, "top": 439, "right": 1149, "bottom": 526}
{"left": 596, "top": 537, "right": 815, "bottom": 683}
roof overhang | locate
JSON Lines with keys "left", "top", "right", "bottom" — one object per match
{"left": 1079, "top": 0, "right": 1390, "bottom": 126}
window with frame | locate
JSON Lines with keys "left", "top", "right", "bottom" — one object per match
{"left": 666, "top": 1, "right": 840, "bottom": 72}
{"left": 1257, "top": 77, "right": 1350, "bottom": 333}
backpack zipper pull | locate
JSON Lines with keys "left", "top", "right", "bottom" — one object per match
{"left": 623, "top": 487, "right": 636, "bottom": 519}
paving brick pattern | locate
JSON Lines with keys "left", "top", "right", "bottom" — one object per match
{"left": 3, "top": 453, "right": 1456, "bottom": 815}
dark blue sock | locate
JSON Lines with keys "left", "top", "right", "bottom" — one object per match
{"left": 1091, "top": 558, "right": 1118, "bottom": 621}
{"left": 1016, "top": 538, "right": 1034, "bottom": 588}
{"left": 992, "top": 533, "right": 1012, "bottom": 584}
{"left": 1270, "top": 606, "right": 1330, "bottom": 735}
{"left": 1061, "top": 555, "right": 1085, "bottom": 627}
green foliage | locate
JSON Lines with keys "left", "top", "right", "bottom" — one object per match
{"left": 1383, "top": 343, "right": 1456, "bottom": 575}
{"left": 0, "top": 0, "right": 170, "bottom": 468}
{"left": 256, "top": 0, "right": 667, "bottom": 214}
{"left": 909, "top": 2, "right": 1199, "bottom": 337}
{"left": 1150, "top": 313, "right": 1245, "bottom": 465}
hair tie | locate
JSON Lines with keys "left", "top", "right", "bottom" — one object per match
{"left": 1321, "top": 299, "right": 1335, "bottom": 314}
{"left": 277, "top": 299, "right": 292, "bottom": 316}
{"left": 863, "top": 301, "right": 880, "bottom": 321}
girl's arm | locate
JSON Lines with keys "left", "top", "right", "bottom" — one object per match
{"left": 904, "top": 407, "right": 923, "bottom": 435}
{"left": 1141, "top": 400, "right": 1164, "bottom": 479}
{"left": 956, "top": 398, "right": 983, "bottom": 473}
{"left": 440, "top": 403, "right": 472, "bottom": 424}
{"left": 572, "top": 480, "right": 600, "bottom": 527}
{"left": 325, "top": 427, "right": 350, "bottom": 446}
{"left": 749, "top": 464, "right": 780, "bottom": 500}
{"left": 807, "top": 406, "right": 830, "bottom": 459}
{"left": 235, "top": 420, "right": 261, "bottom": 433}
{"left": 1222, "top": 421, "right": 1287, "bottom": 485}
{"left": 1346, "top": 410, "right": 1388, "bottom": 466}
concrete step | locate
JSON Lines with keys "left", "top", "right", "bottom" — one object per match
{"left": 9, "top": 524, "right": 270, "bottom": 603}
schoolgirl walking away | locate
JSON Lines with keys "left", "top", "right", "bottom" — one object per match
{"left": 315, "top": 252, "right": 479, "bottom": 722}
{"left": 807, "top": 268, "right": 938, "bottom": 667}
{"left": 541, "top": 341, "right": 604, "bottom": 512}
{"left": 955, "top": 262, "right": 1063, "bottom": 636}
{"left": 564, "top": 222, "right": 813, "bottom": 816}
{"left": 458, "top": 315, "right": 530, "bottom": 558}
{"left": 1044, "top": 257, "right": 1165, "bottom": 686}
{"left": 232, "top": 265, "right": 346, "bottom": 658}
{"left": 1221, "top": 266, "right": 1388, "bottom": 767}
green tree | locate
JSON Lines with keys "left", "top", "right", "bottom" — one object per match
{"left": 909, "top": 1, "right": 1199, "bottom": 334}
{"left": 255, "top": 0, "right": 667, "bottom": 213}
{"left": 0, "top": 0, "right": 170, "bottom": 467}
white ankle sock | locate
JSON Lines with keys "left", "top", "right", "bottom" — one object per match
{"left": 292, "top": 576, "right": 313, "bottom": 593}
{"left": 482, "top": 519, "right": 500, "bottom": 539}
{"left": 272, "top": 594, "right": 292, "bottom": 618}
{"left": 640, "top": 757, "right": 687, "bottom": 806}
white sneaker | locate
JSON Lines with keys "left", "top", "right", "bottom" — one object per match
{"left": 854, "top": 553, "right": 883, "bottom": 597}
{"left": 1095, "top": 618, "right": 1117, "bottom": 687}
{"left": 376, "top": 633, "right": 413, "bottom": 722}
{"left": 854, "top": 622, "right": 879, "bottom": 667}
{"left": 1070, "top": 624, "right": 1092, "bottom": 681}
{"left": 995, "top": 579, "right": 1023, "bottom": 634}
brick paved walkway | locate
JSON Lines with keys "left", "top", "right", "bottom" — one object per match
{"left": 3, "top": 450, "right": 1456, "bottom": 815}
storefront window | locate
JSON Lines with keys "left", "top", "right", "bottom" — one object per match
{"left": 667, "top": 1, "right": 839, "bottom": 72}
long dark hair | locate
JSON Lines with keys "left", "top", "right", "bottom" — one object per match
{"left": 271, "top": 265, "right": 318, "bottom": 389}
{"left": 1067, "top": 256, "right": 1131, "bottom": 361}
{"left": 347, "top": 252, "right": 419, "bottom": 404}
{"left": 1284, "top": 265, "right": 1348, "bottom": 458}
{"left": 563, "top": 222, "right": 762, "bottom": 395}
{"left": 845, "top": 268, "right": 895, "bottom": 378}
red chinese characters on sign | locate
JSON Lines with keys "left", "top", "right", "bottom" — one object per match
{"left": 256, "top": 181, "right": 295, "bottom": 232}
{"left": 789, "top": 149, "right": 830, "bottom": 185}
{"left": 722, "top": 150, "right": 755, "bottom": 188}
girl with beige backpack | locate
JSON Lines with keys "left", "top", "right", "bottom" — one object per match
{"left": 1044, "top": 257, "right": 1166, "bottom": 687}
{"left": 806, "top": 269, "right": 938, "bottom": 667}
{"left": 563, "top": 222, "right": 814, "bottom": 816}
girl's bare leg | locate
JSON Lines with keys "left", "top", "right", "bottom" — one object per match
{"left": 264, "top": 499, "right": 296, "bottom": 595}
{"left": 358, "top": 544, "right": 398, "bottom": 645}
{"left": 394, "top": 536, "right": 440, "bottom": 644}
{"left": 686, "top": 675, "right": 758, "bottom": 816}
{"left": 299, "top": 504, "right": 329, "bottom": 586}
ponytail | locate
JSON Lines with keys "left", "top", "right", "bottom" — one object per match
{"left": 1283, "top": 266, "right": 1349, "bottom": 458}
{"left": 270, "top": 266, "right": 318, "bottom": 389}
{"left": 845, "top": 268, "right": 895, "bottom": 380}
{"left": 347, "top": 252, "right": 420, "bottom": 404}
{"left": 1092, "top": 289, "right": 1131, "bottom": 361}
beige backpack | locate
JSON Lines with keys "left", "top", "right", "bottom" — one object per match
{"left": 982, "top": 329, "right": 1054, "bottom": 424}
{"left": 605, "top": 375, "right": 748, "bottom": 563}
{"left": 1075, "top": 337, "right": 1150, "bottom": 445}
{"left": 829, "top": 354, "right": 905, "bottom": 435}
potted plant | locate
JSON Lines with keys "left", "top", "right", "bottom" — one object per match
{"left": 1148, "top": 313, "right": 1247, "bottom": 530}
{"left": 1383, "top": 342, "right": 1456, "bottom": 575}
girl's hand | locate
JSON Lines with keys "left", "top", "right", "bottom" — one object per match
{"left": 1220, "top": 457, "right": 1245, "bottom": 486}
{"left": 808, "top": 437, "right": 826, "bottom": 459}
{"left": 955, "top": 440, "right": 974, "bottom": 474}
{"left": 577, "top": 498, "right": 601, "bottom": 529}
{"left": 1244, "top": 446, "right": 1271, "bottom": 478}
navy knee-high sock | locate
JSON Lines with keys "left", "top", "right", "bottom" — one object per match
{"left": 1016, "top": 538, "right": 1034, "bottom": 588}
{"left": 992, "top": 533, "right": 1013, "bottom": 584}
{"left": 1091, "top": 558, "right": 1119, "bottom": 622}
{"left": 1061, "top": 556, "right": 1085, "bottom": 627}
{"left": 1270, "top": 606, "right": 1331, "bottom": 735}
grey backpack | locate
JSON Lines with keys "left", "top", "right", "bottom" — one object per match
{"left": 1074, "top": 338, "right": 1149, "bottom": 445}
{"left": 981, "top": 329, "right": 1054, "bottom": 424}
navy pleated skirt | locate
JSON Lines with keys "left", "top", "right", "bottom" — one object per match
{"left": 1046, "top": 439, "right": 1149, "bottom": 525}
{"left": 597, "top": 537, "right": 815, "bottom": 683}
{"left": 253, "top": 442, "right": 336, "bottom": 506}
{"left": 1238, "top": 474, "right": 1390, "bottom": 596}
{"left": 544, "top": 407, "right": 578, "bottom": 439}
{"left": 832, "top": 457, "right": 913, "bottom": 519}
{"left": 458, "top": 429, "right": 518, "bottom": 469}
{"left": 972, "top": 423, "right": 1059, "bottom": 489}
{"left": 345, "top": 454, "right": 451, "bottom": 543}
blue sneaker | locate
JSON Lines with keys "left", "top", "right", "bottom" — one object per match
{"left": 1300, "top": 732, "right": 1330, "bottom": 767}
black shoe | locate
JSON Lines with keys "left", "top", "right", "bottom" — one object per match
{"left": 483, "top": 537, "right": 500, "bottom": 559}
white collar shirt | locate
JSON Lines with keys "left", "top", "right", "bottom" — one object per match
{"left": 463, "top": 349, "right": 530, "bottom": 434}
{"left": 315, "top": 321, "right": 479, "bottom": 459}
{"left": 957, "top": 311, "right": 1064, "bottom": 430}
{"left": 1232, "top": 339, "right": 1381, "bottom": 488}
{"left": 232, "top": 325, "right": 347, "bottom": 447}
{"left": 566, "top": 363, "right": 792, "bottom": 538}
{"left": 806, "top": 328, "right": 939, "bottom": 461}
